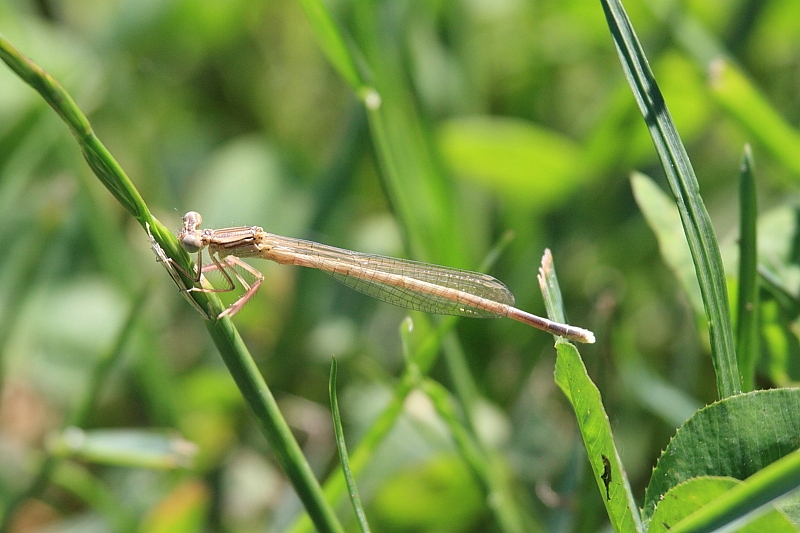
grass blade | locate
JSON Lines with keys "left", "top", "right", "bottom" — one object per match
{"left": 736, "top": 145, "right": 758, "bottom": 390}
{"left": 287, "top": 317, "right": 458, "bottom": 533}
{"left": 0, "top": 34, "right": 345, "bottom": 533}
{"left": 600, "top": 0, "right": 740, "bottom": 397}
{"left": 540, "top": 250, "right": 643, "bottom": 532}
{"left": 295, "top": 0, "right": 366, "bottom": 92}
{"left": 329, "top": 358, "right": 371, "bottom": 533}
{"left": 204, "top": 319, "right": 344, "bottom": 533}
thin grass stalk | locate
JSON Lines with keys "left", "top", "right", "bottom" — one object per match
{"left": 288, "top": 316, "right": 458, "bottom": 533}
{"left": 329, "top": 358, "right": 372, "bottom": 533}
{"left": 736, "top": 145, "right": 758, "bottom": 390}
{"left": 0, "top": 34, "right": 345, "bottom": 533}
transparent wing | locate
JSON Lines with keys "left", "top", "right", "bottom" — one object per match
{"left": 266, "top": 236, "right": 515, "bottom": 318}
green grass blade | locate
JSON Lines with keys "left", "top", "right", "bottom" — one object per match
{"left": 294, "top": 0, "right": 366, "bottom": 92}
{"left": 205, "top": 319, "right": 344, "bottom": 533}
{"left": 329, "top": 358, "right": 371, "bottom": 533}
{"left": 600, "top": 0, "right": 740, "bottom": 397}
{"left": 0, "top": 34, "right": 345, "bottom": 533}
{"left": 736, "top": 145, "right": 759, "bottom": 391}
{"left": 288, "top": 317, "right": 458, "bottom": 533}
{"left": 554, "top": 341, "right": 643, "bottom": 533}
{"left": 541, "top": 249, "right": 643, "bottom": 532}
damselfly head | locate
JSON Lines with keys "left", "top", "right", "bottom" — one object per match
{"left": 183, "top": 211, "right": 203, "bottom": 231}
{"left": 179, "top": 212, "right": 205, "bottom": 253}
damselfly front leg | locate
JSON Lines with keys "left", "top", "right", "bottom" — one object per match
{"left": 177, "top": 211, "right": 266, "bottom": 319}
{"left": 148, "top": 215, "right": 264, "bottom": 320}
{"left": 195, "top": 254, "right": 265, "bottom": 318}
{"left": 147, "top": 222, "right": 212, "bottom": 319}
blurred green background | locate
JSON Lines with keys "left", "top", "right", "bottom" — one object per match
{"left": 1, "top": 0, "right": 799, "bottom": 531}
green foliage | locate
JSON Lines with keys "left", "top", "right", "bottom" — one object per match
{"left": 555, "top": 340, "right": 642, "bottom": 533}
{"left": 602, "top": 0, "right": 740, "bottom": 397}
{"left": 329, "top": 357, "right": 371, "bottom": 533}
{"left": 437, "top": 116, "right": 586, "bottom": 207}
{"left": 2, "top": 0, "right": 800, "bottom": 532}
{"left": 736, "top": 146, "right": 758, "bottom": 390}
{"left": 643, "top": 389, "right": 800, "bottom": 522}
{"left": 371, "top": 454, "right": 486, "bottom": 532}
{"left": 648, "top": 477, "right": 794, "bottom": 533}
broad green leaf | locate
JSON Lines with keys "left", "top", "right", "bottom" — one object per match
{"left": 371, "top": 454, "right": 485, "bottom": 532}
{"left": 437, "top": 116, "right": 582, "bottom": 207}
{"left": 643, "top": 388, "right": 800, "bottom": 521}
{"left": 668, "top": 449, "right": 800, "bottom": 533}
{"left": 554, "top": 341, "right": 643, "bottom": 533}
{"left": 648, "top": 476, "right": 793, "bottom": 533}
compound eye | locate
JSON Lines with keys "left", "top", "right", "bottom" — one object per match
{"left": 180, "top": 232, "right": 203, "bottom": 253}
{"left": 183, "top": 211, "right": 203, "bottom": 230}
